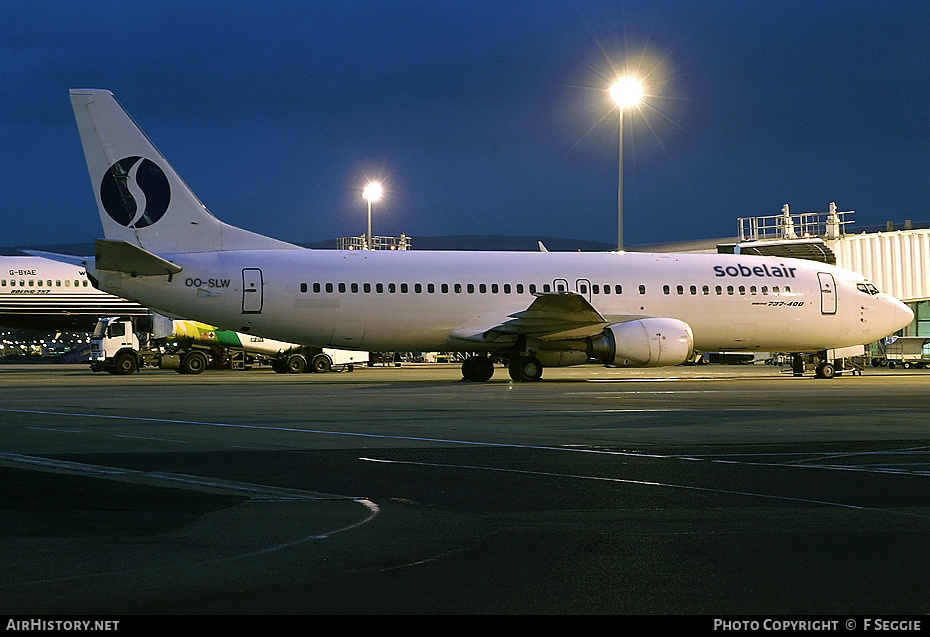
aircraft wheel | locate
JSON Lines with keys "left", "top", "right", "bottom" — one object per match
{"left": 178, "top": 350, "right": 208, "bottom": 374}
{"left": 310, "top": 353, "right": 332, "bottom": 373}
{"left": 113, "top": 352, "right": 137, "bottom": 375}
{"left": 508, "top": 356, "right": 543, "bottom": 382}
{"left": 815, "top": 361, "right": 836, "bottom": 379}
{"left": 286, "top": 354, "right": 307, "bottom": 374}
{"left": 461, "top": 356, "right": 494, "bottom": 382}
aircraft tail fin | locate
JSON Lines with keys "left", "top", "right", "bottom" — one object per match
{"left": 69, "top": 89, "right": 300, "bottom": 254}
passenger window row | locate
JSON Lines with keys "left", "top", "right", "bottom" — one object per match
{"left": 661, "top": 284, "right": 790, "bottom": 296}
{"left": 296, "top": 281, "right": 790, "bottom": 296}
{"left": 0, "top": 279, "right": 88, "bottom": 288}
{"left": 298, "top": 282, "right": 621, "bottom": 295}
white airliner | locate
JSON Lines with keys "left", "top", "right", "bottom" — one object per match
{"left": 68, "top": 89, "right": 913, "bottom": 381}
{"left": 0, "top": 254, "right": 147, "bottom": 331}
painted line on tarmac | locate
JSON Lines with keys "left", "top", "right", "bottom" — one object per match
{"left": 113, "top": 433, "right": 190, "bottom": 444}
{"left": 669, "top": 447, "right": 930, "bottom": 476}
{"left": 358, "top": 455, "right": 930, "bottom": 522}
{"left": 359, "top": 456, "right": 874, "bottom": 510}
{"left": 0, "top": 406, "right": 682, "bottom": 458}
{"left": 0, "top": 450, "right": 380, "bottom": 588}
{"left": 4, "top": 406, "right": 929, "bottom": 478}
{"left": 587, "top": 377, "right": 726, "bottom": 382}
{"left": 0, "top": 450, "right": 365, "bottom": 503}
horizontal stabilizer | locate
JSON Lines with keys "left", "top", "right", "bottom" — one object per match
{"left": 95, "top": 239, "right": 183, "bottom": 277}
{"left": 22, "top": 250, "right": 88, "bottom": 267}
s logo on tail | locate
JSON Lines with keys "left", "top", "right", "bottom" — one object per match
{"left": 100, "top": 157, "right": 171, "bottom": 229}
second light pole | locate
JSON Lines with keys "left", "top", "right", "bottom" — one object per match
{"left": 609, "top": 76, "right": 643, "bottom": 252}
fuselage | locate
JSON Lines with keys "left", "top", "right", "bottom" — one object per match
{"left": 89, "top": 249, "right": 912, "bottom": 354}
{"left": 1, "top": 256, "right": 147, "bottom": 331}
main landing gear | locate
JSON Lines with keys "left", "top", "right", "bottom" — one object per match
{"left": 508, "top": 355, "right": 543, "bottom": 382}
{"left": 460, "top": 354, "right": 544, "bottom": 382}
{"left": 461, "top": 355, "right": 495, "bottom": 382}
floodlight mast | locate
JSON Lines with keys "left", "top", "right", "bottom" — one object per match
{"left": 362, "top": 181, "right": 383, "bottom": 249}
{"left": 609, "top": 76, "right": 643, "bottom": 252}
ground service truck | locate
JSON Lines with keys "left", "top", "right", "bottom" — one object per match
{"left": 90, "top": 314, "right": 366, "bottom": 375}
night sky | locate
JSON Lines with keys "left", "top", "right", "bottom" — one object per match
{"left": 2, "top": 1, "right": 928, "bottom": 250}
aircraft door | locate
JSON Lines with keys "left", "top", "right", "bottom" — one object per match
{"left": 575, "top": 278, "right": 592, "bottom": 302}
{"left": 242, "top": 268, "right": 263, "bottom": 314}
{"left": 553, "top": 278, "right": 569, "bottom": 292}
{"left": 817, "top": 272, "right": 837, "bottom": 315}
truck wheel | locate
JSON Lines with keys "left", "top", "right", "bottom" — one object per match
{"left": 311, "top": 354, "right": 332, "bottom": 373}
{"left": 113, "top": 352, "right": 137, "bottom": 375}
{"left": 286, "top": 354, "right": 306, "bottom": 374}
{"left": 178, "top": 351, "right": 208, "bottom": 374}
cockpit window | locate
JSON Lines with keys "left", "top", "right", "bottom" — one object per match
{"left": 856, "top": 282, "right": 880, "bottom": 296}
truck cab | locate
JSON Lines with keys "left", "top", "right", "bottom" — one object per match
{"left": 90, "top": 316, "right": 186, "bottom": 374}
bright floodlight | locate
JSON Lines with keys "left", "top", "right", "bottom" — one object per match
{"left": 362, "top": 181, "right": 383, "bottom": 202}
{"left": 610, "top": 76, "right": 643, "bottom": 108}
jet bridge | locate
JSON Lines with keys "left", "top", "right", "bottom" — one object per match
{"left": 721, "top": 203, "right": 930, "bottom": 331}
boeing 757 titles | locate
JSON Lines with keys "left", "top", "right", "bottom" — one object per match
{"left": 0, "top": 254, "right": 146, "bottom": 331}
{"left": 68, "top": 89, "right": 913, "bottom": 381}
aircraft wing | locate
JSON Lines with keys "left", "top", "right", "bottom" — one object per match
{"left": 450, "top": 292, "right": 614, "bottom": 344}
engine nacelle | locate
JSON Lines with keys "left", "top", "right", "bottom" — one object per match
{"left": 586, "top": 318, "right": 694, "bottom": 368}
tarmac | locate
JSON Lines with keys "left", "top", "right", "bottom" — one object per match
{"left": 1, "top": 362, "right": 929, "bottom": 615}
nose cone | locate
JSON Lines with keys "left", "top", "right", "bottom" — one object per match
{"left": 894, "top": 298, "right": 915, "bottom": 332}
{"left": 876, "top": 294, "right": 914, "bottom": 338}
